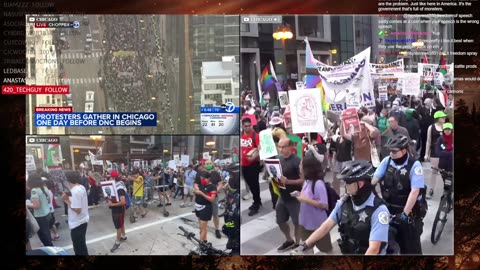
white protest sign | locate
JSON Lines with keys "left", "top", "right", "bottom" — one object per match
{"left": 26, "top": 155, "right": 36, "bottom": 171}
{"left": 278, "top": 91, "right": 289, "bottom": 108}
{"left": 173, "top": 154, "right": 180, "bottom": 165}
{"left": 370, "top": 59, "right": 404, "bottom": 73}
{"left": 378, "top": 86, "right": 388, "bottom": 101}
{"left": 288, "top": 88, "right": 325, "bottom": 133}
{"left": 202, "top": 152, "right": 211, "bottom": 161}
{"left": 296, "top": 81, "right": 304, "bottom": 90}
{"left": 168, "top": 160, "right": 176, "bottom": 170}
{"left": 402, "top": 73, "right": 421, "bottom": 96}
{"left": 180, "top": 155, "right": 190, "bottom": 167}
{"left": 259, "top": 129, "right": 278, "bottom": 160}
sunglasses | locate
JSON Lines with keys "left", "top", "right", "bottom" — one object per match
{"left": 390, "top": 149, "right": 401, "bottom": 154}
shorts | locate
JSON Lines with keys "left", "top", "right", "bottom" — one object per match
{"left": 112, "top": 211, "right": 125, "bottom": 229}
{"left": 212, "top": 197, "right": 219, "bottom": 217}
{"left": 195, "top": 203, "right": 213, "bottom": 221}
{"left": 184, "top": 186, "right": 193, "bottom": 196}
{"left": 275, "top": 198, "right": 300, "bottom": 225}
{"left": 134, "top": 196, "right": 143, "bottom": 206}
{"left": 301, "top": 226, "right": 333, "bottom": 253}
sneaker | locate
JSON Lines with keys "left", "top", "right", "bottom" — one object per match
{"left": 52, "top": 236, "right": 60, "bottom": 241}
{"left": 277, "top": 240, "right": 295, "bottom": 252}
{"left": 157, "top": 203, "right": 164, "bottom": 207}
{"left": 187, "top": 202, "right": 192, "bottom": 206}
{"left": 248, "top": 208, "right": 259, "bottom": 216}
{"left": 248, "top": 203, "right": 262, "bottom": 210}
{"left": 166, "top": 202, "right": 172, "bottom": 206}
{"left": 55, "top": 222, "right": 60, "bottom": 229}
{"left": 110, "top": 242, "right": 120, "bottom": 253}
{"left": 242, "top": 194, "right": 251, "bottom": 200}
{"left": 215, "top": 230, "right": 222, "bottom": 239}
{"left": 180, "top": 203, "right": 186, "bottom": 208}
{"left": 120, "top": 236, "right": 127, "bottom": 242}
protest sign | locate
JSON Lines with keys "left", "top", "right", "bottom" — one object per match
{"left": 341, "top": 108, "right": 361, "bottom": 135}
{"left": 288, "top": 88, "right": 325, "bottom": 134}
{"left": 259, "top": 129, "right": 278, "bottom": 160}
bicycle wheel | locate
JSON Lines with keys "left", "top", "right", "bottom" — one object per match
{"left": 431, "top": 195, "right": 450, "bottom": 244}
{"left": 218, "top": 199, "right": 226, "bottom": 217}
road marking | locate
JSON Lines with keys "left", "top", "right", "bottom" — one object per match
{"left": 60, "top": 212, "right": 194, "bottom": 250}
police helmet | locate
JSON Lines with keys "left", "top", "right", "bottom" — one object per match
{"left": 337, "top": 160, "right": 375, "bottom": 184}
{"left": 385, "top": 134, "right": 409, "bottom": 149}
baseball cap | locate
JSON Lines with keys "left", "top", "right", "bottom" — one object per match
{"left": 434, "top": 111, "right": 448, "bottom": 119}
{"left": 443, "top": 123, "right": 453, "bottom": 130}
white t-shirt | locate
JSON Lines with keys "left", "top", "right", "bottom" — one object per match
{"left": 67, "top": 185, "right": 89, "bottom": 230}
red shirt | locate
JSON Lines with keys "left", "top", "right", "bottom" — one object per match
{"left": 241, "top": 131, "right": 260, "bottom": 167}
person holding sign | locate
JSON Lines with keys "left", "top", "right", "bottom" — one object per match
{"left": 241, "top": 117, "right": 262, "bottom": 216}
{"left": 275, "top": 138, "right": 304, "bottom": 252}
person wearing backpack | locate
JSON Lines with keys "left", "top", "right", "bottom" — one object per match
{"left": 293, "top": 154, "right": 333, "bottom": 254}
{"left": 300, "top": 160, "right": 390, "bottom": 255}
{"left": 107, "top": 170, "right": 127, "bottom": 253}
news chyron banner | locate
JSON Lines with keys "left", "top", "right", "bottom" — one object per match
{"left": 6, "top": 14, "right": 240, "bottom": 135}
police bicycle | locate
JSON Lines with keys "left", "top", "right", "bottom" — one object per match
{"left": 178, "top": 226, "right": 229, "bottom": 255}
{"left": 430, "top": 169, "right": 453, "bottom": 244}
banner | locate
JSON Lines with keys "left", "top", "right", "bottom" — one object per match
{"left": 402, "top": 73, "right": 421, "bottom": 96}
{"left": 370, "top": 59, "right": 404, "bottom": 73}
{"left": 313, "top": 47, "right": 375, "bottom": 109}
{"left": 288, "top": 88, "right": 325, "bottom": 134}
{"left": 259, "top": 129, "right": 278, "bottom": 160}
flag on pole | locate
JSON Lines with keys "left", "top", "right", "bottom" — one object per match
{"left": 304, "top": 37, "right": 329, "bottom": 112}
{"left": 261, "top": 65, "right": 276, "bottom": 91}
{"left": 438, "top": 53, "right": 447, "bottom": 75}
{"left": 422, "top": 54, "right": 428, "bottom": 64}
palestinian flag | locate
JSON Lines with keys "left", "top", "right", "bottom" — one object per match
{"left": 45, "top": 144, "right": 62, "bottom": 166}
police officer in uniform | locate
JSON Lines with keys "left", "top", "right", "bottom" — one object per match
{"left": 300, "top": 160, "right": 390, "bottom": 255}
{"left": 372, "top": 134, "right": 427, "bottom": 254}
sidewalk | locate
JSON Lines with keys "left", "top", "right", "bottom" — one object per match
{"left": 29, "top": 192, "right": 227, "bottom": 255}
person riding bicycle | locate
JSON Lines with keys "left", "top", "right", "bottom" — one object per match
{"left": 300, "top": 160, "right": 390, "bottom": 255}
{"left": 435, "top": 122, "right": 453, "bottom": 173}
{"left": 222, "top": 163, "right": 240, "bottom": 255}
{"left": 372, "top": 134, "right": 427, "bottom": 254}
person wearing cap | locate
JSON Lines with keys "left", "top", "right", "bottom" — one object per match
{"left": 107, "top": 170, "right": 128, "bottom": 253}
{"left": 372, "top": 134, "right": 427, "bottom": 254}
{"left": 435, "top": 123, "right": 453, "bottom": 173}
{"left": 299, "top": 160, "right": 390, "bottom": 255}
{"left": 424, "top": 110, "right": 448, "bottom": 199}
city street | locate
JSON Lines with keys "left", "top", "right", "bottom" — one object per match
{"left": 240, "top": 161, "right": 454, "bottom": 255}
{"left": 30, "top": 192, "right": 228, "bottom": 255}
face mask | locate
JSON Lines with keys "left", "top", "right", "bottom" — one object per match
{"left": 205, "top": 164, "right": 213, "bottom": 171}
{"left": 200, "top": 179, "right": 208, "bottom": 185}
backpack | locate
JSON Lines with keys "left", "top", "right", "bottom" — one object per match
{"left": 324, "top": 182, "right": 340, "bottom": 215}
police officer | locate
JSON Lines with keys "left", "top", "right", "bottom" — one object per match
{"left": 300, "top": 160, "right": 390, "bottom": 255}
{"left": 371, "top": 134, "right": 427, "bottom": 254}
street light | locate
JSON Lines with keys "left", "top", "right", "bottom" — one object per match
{"left": 273, "top": 24, "right": 293, "bottom": 40}
{"left": 205, "top": 140, "right": 216, "bottom": 146}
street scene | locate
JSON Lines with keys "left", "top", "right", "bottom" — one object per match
{"left": 26, "top": 15, "right": 240, "bottom": 135}
{"left": 240, "top": 15, "right": 454, "bottom": 255}
{"left": 26, "top": 135, "right": 240, "bottom": 255}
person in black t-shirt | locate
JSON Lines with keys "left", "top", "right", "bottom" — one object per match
{"left": 107, "top": 171, "right": 128, "bottom": 253}
{"left": 194, "top": 171, "right": 217, "bottom": 242}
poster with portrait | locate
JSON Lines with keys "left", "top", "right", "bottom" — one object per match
{"left": 100, "top": 180, "right": 118, "bottom": 202}
{"left": 288, "top": 88, "right": 325, "bottom": 134}
{"left": 341, "top": 108, "right": 361, "bottom": 135}
{"left": 264, "top": 159, "right": 286, "bottom": 189}
{"left": 278, "top": 91, "right": 289, "bottom": 108}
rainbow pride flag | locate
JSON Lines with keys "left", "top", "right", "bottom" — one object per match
{"left": 305, "top": 38, "right": 329, "bottom": 112}
{"left": 261, "top": 64, "right": 276, "bottom": 91}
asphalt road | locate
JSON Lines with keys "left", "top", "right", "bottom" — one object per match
{"left": 240, "top": 161, "right": 454, "bottom": 255}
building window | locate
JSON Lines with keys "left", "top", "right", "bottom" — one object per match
{"left": 240, "top": 23, "right": 250, "bottom": 32}
{"left": 296, "top": 16, "right": 331, "bottom": 42}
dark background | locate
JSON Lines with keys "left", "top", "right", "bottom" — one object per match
{"left": 1, "top": 1, "right": 479, "bottom": 269}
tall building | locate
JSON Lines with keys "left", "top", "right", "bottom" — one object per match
{"left": 201, "top": 56, "right": 240, "bottom": 107}
{"left": 190, "top": 15, "right": 240, "bottom": 133}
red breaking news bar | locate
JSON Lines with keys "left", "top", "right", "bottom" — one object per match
{"left": 2, "top": 85, "right": 70, "bottom": 95}
{"left": 35, "top": 107, "right": 73, "bottom": 113}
